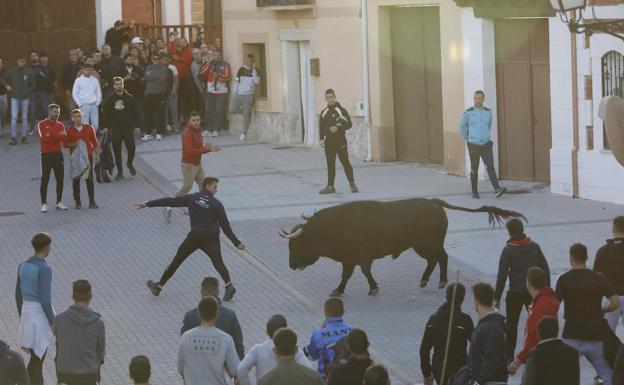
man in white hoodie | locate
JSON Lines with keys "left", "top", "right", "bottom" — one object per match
{"left": 72, "top": 56, "right": 102, "bottom": 130}
{"left": 237, "top": 314, "right": 312, "bottom": 385}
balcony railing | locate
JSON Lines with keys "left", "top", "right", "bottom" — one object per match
{"left": 256, "top": 0, "right": 315, "bottom": 9}
{"left": 131, "top": 24, "right": 222, "bottom": 48}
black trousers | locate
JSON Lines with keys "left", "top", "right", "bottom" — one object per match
{"left": 505, "top": 291, "right": 532, "bottom": 358}
{"left": 178, "top": 76, "right": 195, "bottom": 121}
{"left": 206, "top": 93, "right": 227, "bottom": 132}
{"left": 40, "top": 152, "right": 64, "bottom": 204}
{"left": 111, "top": 126, "right": 135, "bottom": 175}
{"left": 467, "top": 141, "right": 501, "bottom": 193}
{"left": 73, "top": 156, "right": 94, "bottom": 204}
{"left": 325, "top": 143, "right": 354, "bottom": 186}
{"left": 144, "top": 93, "right": 167, "bottom": 135}
{"left": 158, "top": 231, "right": 232, "bottom": 286}
{"left": 28, "top": 350, "right": 46, "bottom": 385}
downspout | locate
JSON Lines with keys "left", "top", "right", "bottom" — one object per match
{"left": 571, "top": 10, "right": 579, "bottom": 198}
{"left": 179, "top": 0, "right": 186, "bottom": 24}
{"left": 361, "top": 0, "right": 372, "bottom": 162}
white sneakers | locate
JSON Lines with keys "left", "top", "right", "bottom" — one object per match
{"left": 141, "top": 134, "right": 154, "bottom": 142}
{"left": 202, "top": 130, "right": 210, "bottom": 137}
{"left": 212, "top": 131, "right": 219, "bottom": 137}
{"left": 41, "top": 204, "right": 48, "bottom": 213}
{"left": 156, "top": 134, "right": 163, "bottom": 141}
{"left": 239, "top": 134, "right": 246, "bottom": 141}
{"left": 56, "top": 202, "right": 68, "bottom": 210}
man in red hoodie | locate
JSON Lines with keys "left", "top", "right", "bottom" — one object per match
{"left": 38, "top": 104, "right": 68, "bottom": 213}
{"left": 508, "top": 266, "right": 560, "bottom": 375}
{"left": 164, "top": 110, "right": 219, "bottom": 222}
{"left": 169, "top": 37, "right": 193, "bottom": 125}
{"left": 66, "top": 109, "right": 100, "bottom": 209}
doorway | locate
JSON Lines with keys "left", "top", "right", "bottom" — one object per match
{"left": 390, "top": 6, "right": 444, "bottom": 163}
{"left": 495, "top": 18, "right": 551, "bottom": 182}
{"left": 282, "top": 39, "right": 315, "bottom": 144}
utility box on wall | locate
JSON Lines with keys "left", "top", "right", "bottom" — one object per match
{"left": 310, "top": 58, "right": 320, "bottom": 77}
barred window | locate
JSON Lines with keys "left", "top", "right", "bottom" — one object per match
{"left": 601, "top": 50, "right": 624, "bottom": 149}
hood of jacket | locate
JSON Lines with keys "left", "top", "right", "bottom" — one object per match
{"left": 65, "top": 304, "right": 101, "bottom": 327}
{"left": 478, "top": 312, "right": 506, "bottom": 330}
{"left": 507, "top": 234, "right": 532, "bottom": 247}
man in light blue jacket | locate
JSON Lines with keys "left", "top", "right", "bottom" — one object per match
{"left": 459, "top": 90, "right": 506, "bottom": 199}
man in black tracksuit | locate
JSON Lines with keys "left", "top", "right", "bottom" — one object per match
{"left": 102, "top": 76, "right": 138, "bottom": 180}
{"left": 420, "top": 283, "right": 474, "bottom": 385}
{"left": 136, "top": 177, "right": 245, "bottom": 301}
{"left": 469, "top": 282, "right": 507, "bottom": 385}
{"left": 494, "top": 218, "right": 550, "bottom": 359}
{"left": 318, "top": 89, "right": 358, "bottom": 194}
{"left": 593, "top": 215, "right": 624, "bottom": 332}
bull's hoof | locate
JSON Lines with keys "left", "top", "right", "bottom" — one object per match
{"left": 368, "top": 287, "right": 379, "bottom": 296}
{"left": 329, "top": 290, "right": 343, "bottom": 298}
{"left": 438, "top": 281, "right": 448, "bottom": 289}
{"left": 419, "top": 279, "right": 429, "bottom": 288}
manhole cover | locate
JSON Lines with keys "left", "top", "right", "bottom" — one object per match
{"left": 0, "top": 212, "right": 25, "bottom": 217}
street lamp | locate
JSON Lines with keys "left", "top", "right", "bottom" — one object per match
{"left": 549, "top": 0, "right": 624, "bottom": 41}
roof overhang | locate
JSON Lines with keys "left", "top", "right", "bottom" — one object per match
{"left": 454, "top": 0, "right": 556, "bottom": 18}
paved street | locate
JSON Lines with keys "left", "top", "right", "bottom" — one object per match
{"left": 1, "top": 131, "right": 623, "bottom": 385}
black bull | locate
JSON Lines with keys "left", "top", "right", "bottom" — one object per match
{"left": 280, "top": 198, "right": 525, "bottom": 297}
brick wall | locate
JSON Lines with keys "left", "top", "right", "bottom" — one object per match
{"left": 122, "top": 0, "right": 155, "bottom": 25}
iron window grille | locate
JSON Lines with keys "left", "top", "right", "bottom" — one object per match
{"left": 601, "top": 50, "right": 624, "bottom": 149}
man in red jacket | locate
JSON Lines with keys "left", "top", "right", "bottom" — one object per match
{"left": 66, "top": 109, "right": 100, "bottom": 209}
{"left": 38, "top": 104, "right": 68, "bottom": 213}
{"left": 169, "top": 37, "right": 193, "bottom": 125}
{"left": 508, "top": 266, "right": 560, "bottom": 375}
{"left": 164, "top": 110, "right": 219, "bottom": 222}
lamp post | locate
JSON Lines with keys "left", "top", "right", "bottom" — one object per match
{"left": 549, "top": 0, "right": 624, "bottom": 41}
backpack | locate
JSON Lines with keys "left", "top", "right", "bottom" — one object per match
{"left": 325, "top": 336, "right": 350, "bottom": 378}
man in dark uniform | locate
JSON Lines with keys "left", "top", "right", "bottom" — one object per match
{"left": 318, "top": 89, "right": 358, "bottom": 194}
{"left": 135, "top": 177, "right": 245, "bottom": 301}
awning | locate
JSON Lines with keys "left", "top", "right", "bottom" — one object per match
{"left": 454, "top": 0, "right": 556, "bottom": 18}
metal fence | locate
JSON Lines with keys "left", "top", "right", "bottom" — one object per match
{"left": 601, "top": 50, "right": 624, "bottom": 149}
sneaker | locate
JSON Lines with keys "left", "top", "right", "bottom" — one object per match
{"left": 41, "top": 204, "right": 48, "bottom": 213}
{"left": 163, "top": 207, "right": 172, "bottom": 223}
{"left": 75, "top": 202, "right": 82, "bottom": 209}
{"left": 495, "top": 187, "right": 507, "bottom": 198}
{"left": 20, "top": 137, "right": 27, "bottom": 144}
{"left": 128, "top": 164, "right": 136, "bottom": 176}
{"left": 55, "top": 202, "right": 68, "bottom": 211}
{"left": 212, "top": 131, "right": 219, "bottom": 137}
{"left": 141, "top": 134, "right": 154, "bottom": 142}
{"left": 239, "top": 133, "right": 246, "bottom": 141}
{"left": 27, "top": 129, "right": 34, "bottom": 136}
{"left": 223, "top": 284, "right": 237, "bottom": 301}
{"left": 115, "top": 173, "right": 124, "bottom": 181}
{"left": 202, "top": 130, "right": 210, "bottom": 137}
{"left": 472, "top": 192, "right": 481, "bottom": 199}
{"left": 9, "top": 138, "right": 17, "bottom": 145}
{"left": 318, "top": 185, "right": 336, "bottom": 195}
{"left": 349, "top": 182, "right": 359, "bottom": 193}
{"left": 156, "top": 134, "right": 162, "bottom": 141}
{"left": 88, "top": 202, "right": 98, "bottom": 209}
{"left": 147, "top": 280, "right": 161, "bottom": 297}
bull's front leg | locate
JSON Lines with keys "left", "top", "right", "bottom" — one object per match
{"left": 360, "top": 260, "right": 379, "bottom": 296}
{"left": 330, "top": 262, "right": 355, "bottom": 297}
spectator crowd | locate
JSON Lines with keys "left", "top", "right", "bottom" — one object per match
{"left": 3, "top": 19, "right": 624, "bottom": 385}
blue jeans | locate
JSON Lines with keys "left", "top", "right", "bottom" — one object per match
{"left": 29, "top": 91, "right": 48, "bottom": 131}
{"left": 563, "top": 338, "right": 612, "bottom": 385}
{"left": 11, "top": 98, "right": 29, "bottom": 138}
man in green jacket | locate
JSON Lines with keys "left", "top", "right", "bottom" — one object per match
{"left": 2, "top": 56, "right": 35, "bottom": 144}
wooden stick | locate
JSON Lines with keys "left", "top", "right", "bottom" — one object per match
{"left": 440, "top": 270, "right": 461, "bottom": 385}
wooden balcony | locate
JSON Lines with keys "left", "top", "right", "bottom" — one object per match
{"left": 131, "top": 23, "right": 222, "bottom": 47}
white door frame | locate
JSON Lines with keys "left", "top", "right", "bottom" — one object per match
{"left": 279, "top": 29, "right": 317, "bottom": 145}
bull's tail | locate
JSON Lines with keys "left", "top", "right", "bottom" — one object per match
{"left": 431, "top": 198, "right": 526, "bottom": 227}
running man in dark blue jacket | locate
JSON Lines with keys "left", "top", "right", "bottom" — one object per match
{"left": 135, "top": 177, "right": 245, "bottom": 301}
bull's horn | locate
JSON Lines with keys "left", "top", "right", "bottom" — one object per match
{"left": 279, "top": 228, "right": 303, "bottom": 239}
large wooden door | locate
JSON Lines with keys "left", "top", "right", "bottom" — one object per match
{"left": 391, "top": 6, "right": 443, "bottom": 163}
{"left": 495, "top": 19, "right": 551, "bottom": 182}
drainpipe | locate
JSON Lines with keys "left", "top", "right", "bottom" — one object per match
{"left": 361, "top": 0, "right": 372, "bottom": 162}
{"left": 571, "top": 10, "right": 579, "bottom": 198}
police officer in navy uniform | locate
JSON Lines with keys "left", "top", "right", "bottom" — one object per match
{"left": 459, "top": 90, "right": 506, "bottom": 199}
{"left": 318, "top": 89, "right": 358, "bottom": 195}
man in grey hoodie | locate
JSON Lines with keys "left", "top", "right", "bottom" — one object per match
{"left": 54, "top": 279, "right": 105, "bottom": 385}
